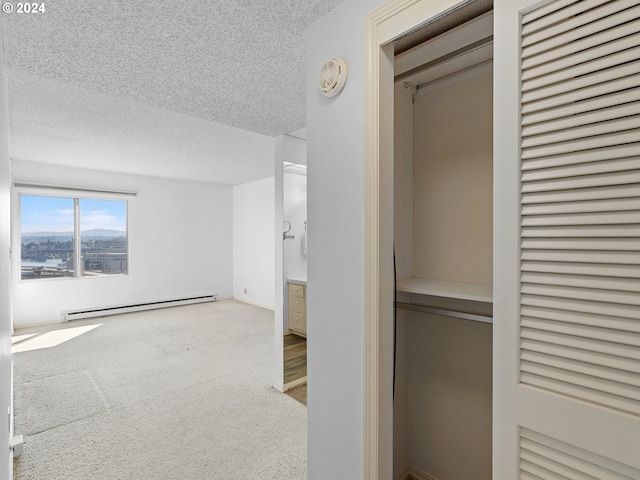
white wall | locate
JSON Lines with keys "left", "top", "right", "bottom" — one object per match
{"left": 306, "top": 0, "right": 466, "bottom": 478}
{"left": 0, "top": 28, "right": 13, "bottom": 480}
{"left": 11, "top": 160, "right": 233, "bottom": 326}
{"left": 305, "top": 1, "right": 383, "bottom": 477}
{"left": 232, "top": 177, "right": 275, "bottom": 309}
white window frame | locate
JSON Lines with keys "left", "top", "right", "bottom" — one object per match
{"left": 13, "top": 184, "right": 134, "bottom": 283}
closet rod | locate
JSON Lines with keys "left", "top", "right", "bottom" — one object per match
{"left": 396, "top": 302, "right": 493, "bottom": 324}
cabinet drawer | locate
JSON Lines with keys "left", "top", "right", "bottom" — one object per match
{"left": 289, "top": 312, "right": 306, "bottom": 333}
{"left": 289, "top": 296, "right": 306, "bottom": 315}
{"left": 290, "top": 284, "right": 305, "bottom": 298}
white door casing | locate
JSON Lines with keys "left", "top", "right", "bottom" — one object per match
{"left": 364, "top": 0, "right": 490, "bottom": 478}
{"left": 495, "top": 0, "right": 640, "bottom": 478}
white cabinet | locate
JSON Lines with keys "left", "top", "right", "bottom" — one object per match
{"left": 287, "top": 281, "right": 306, "bottom": 336}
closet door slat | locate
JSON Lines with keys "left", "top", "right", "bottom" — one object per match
{"left": 522, "top": 103, "right": 640, "bottom": 138}
{"left": 521, "top": 44, "right": 638, "bottom": 93}
{"left": 521, "top": 143, "right": 640, "bottom": 171}
{"left": 521, "top": 272, "right": 640, "bottom": 293}
{"left": 521, "top": 306, "right": 640, "bottom": 333}
{"left": 518, "top": 472, "right": 544, "bottom": 480}
{"left": 523, "top": 91, "right": 640, "bottom": 130}
{"left": 521, "top": 158, "right": 640, "bottom": 183}
{"left": 521, "top": 0, "right": 619, "bottom": 42}
{"left": 522, "top": 116, "right": 640, "bottom": 149}
{"left": 521, "top": 372, "right": 640, "bottom": 417}
{"left": 521, "top": 212, "right": 640, "bottom": 227}
{"left": 520, "top": 428, "right": 640, "bottom": 480}
{"left": 521, "top": 284, "right": 640, "bottom": 306}
{"left": 520, "top": 436, "right": 637, "bottom": 480}
{"left": 521, "top": 61, "right": 640, "bottom": 105}
{"left": 522, "top": 339, "right": 640, "bottom": 374}
{"left": 522, "top": 73, "right": 640, "bottom": 115}
{"left": 522, "top": 31, "right": 640, "bottom": 82}
{"left": 522, "top": 225, "right": 640, "bottom": 238}
{"left": 521, "top": 171, "right": 640, "bottom": 193}
{"left": 521, "top": 351, "right": 640, "bottom": 389}
{"left": 521, "top": 238, "right": 640, "bottom": 251}
{"left": 520, "top": 448, "right": 620, "bottom": 480}
{"left": 521, "top": 0, "right": 581, "bottom": 26}
{"left": 521, "top": 261, "right": 640, "bottom": 279}
{"left": 521, "top": 328, "right": 640, "bottom": 360}
{"left": 522, "top": 4, "right": 640, "bottom": 62}
{"left": 521, "top": 130, "right": 640, "bottom": 160}
{"left": 522, "top": 184, "right": 640, "bottom": 205}
{"left": 521, "top": 295, "right": 638, "bottom": 321}
{"left": 521, "top": 319, "right": 640, "bottom": 349}
{"left": 521, "top": 250, "right": 640, "bottom": 264}
{"left": 521, "top": 198, "right": 640, "bottom": 215}
{"left": 521, "top": 363, "right": 640, "bottom": 403}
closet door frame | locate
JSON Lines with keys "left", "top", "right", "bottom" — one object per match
{"left": 363, "top": 1, "right": 472, "bottom": 478}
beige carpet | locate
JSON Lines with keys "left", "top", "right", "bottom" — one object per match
{"left": 12, "top": 300, "right": 307, "bottom": 480}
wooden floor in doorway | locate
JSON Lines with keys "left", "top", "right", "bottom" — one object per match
{"left": 286, "top": 383, "right": 307, "bottom": 405}
{"left": 284, "top": 333, "right": 307, "bottom": 405}
{"left": 283, "top": 333, "right": 306, "bottom": 384}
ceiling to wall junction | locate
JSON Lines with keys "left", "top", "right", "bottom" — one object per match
{"left": 1, "top": 0, "right": 339, "bottom": 185}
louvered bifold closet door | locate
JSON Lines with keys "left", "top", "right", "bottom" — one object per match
{"left": 520, "top": 0, "right": 640, "bottom": 417}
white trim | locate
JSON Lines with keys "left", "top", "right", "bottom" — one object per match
{"left": 393, "top": 466, "right": 439, "bottom": 480}
{"left": 13, "top": 181, "right": 136, "bottom": 196}
{"left": 14, "top": 187, "right": 132, "bottom": 283}
{"left": 272, "top": 380, "right": 285, "bottom": 393}
{"left": 363, "top": 1, "right": 478, "bottom": 478}
{"left": 284, "top": 376, "right": 307, "bottom": 392}
{"left": 393, "top": 466, "right": 412, "bottom": 480}
{"left": 407, "top": 467, "right": 439, "bottom": 480}
{"left": 232, "top": 297, "right": 275, "bottom": 311}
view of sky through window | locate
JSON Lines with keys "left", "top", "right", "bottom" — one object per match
{"left": 20, "top": 195, "right": 74, "bottom": 234}
{"left": 20, "top": 194, "right": 128, "bottom": 280}
{"left": 21, "top": 195, "right": 126, "bottom": 234}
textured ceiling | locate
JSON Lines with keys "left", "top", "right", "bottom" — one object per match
{"left": 2, "top": 0, "right": 341, "bottom": 184}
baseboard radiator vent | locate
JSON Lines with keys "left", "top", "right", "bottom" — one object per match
{"left": 61, "top": 295, "right": 217, "bottom": 322}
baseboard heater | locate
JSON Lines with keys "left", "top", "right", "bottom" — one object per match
{"left": 61, "top": 295, "right": 217, "bottom": 322}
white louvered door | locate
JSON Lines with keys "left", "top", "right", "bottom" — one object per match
{"left": 494, "top": 0, "right": 640, "bottom": 478}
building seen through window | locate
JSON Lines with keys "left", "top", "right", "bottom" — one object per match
{"left": 20, "top": 194, "right": 128, "bottom": 280}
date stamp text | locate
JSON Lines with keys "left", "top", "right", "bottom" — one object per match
{"left": 2, "top": 3, "right": 46, "bottom": 14}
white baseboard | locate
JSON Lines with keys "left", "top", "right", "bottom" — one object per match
{"left": 394, "top": 466, "right": 439, "bottom": 480}
{"left": 232, "top": 297, "right": 275, "bottom": 311}
{"left": 272, "top": 380, "right": 285, "bottom": 393}
{"left": 394, "top": 466, "right": 412, "bottom": 480}
{"left": 284, "top": 376, "right": 307, "bottom": 392}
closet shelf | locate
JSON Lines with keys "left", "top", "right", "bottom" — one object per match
{"left": 396, "top": 277, "right": 492, "bottom": 303}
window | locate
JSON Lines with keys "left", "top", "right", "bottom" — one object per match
{"left": 20, "top": 194, "right": 128, "bottom": 280}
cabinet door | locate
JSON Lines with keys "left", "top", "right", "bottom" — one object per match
{"left": 494, "top": 0, "right": 640, "bottom": 477}
{"left": 289, "top": 312, "right": 306, "bottom": 334}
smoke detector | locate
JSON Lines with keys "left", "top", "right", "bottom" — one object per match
{"left": 318, "top": 58, "right": 348, "bottom": 97}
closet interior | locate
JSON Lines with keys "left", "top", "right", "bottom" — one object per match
{"left": 393, "top": 9, "right": 494, "bottom": 480}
